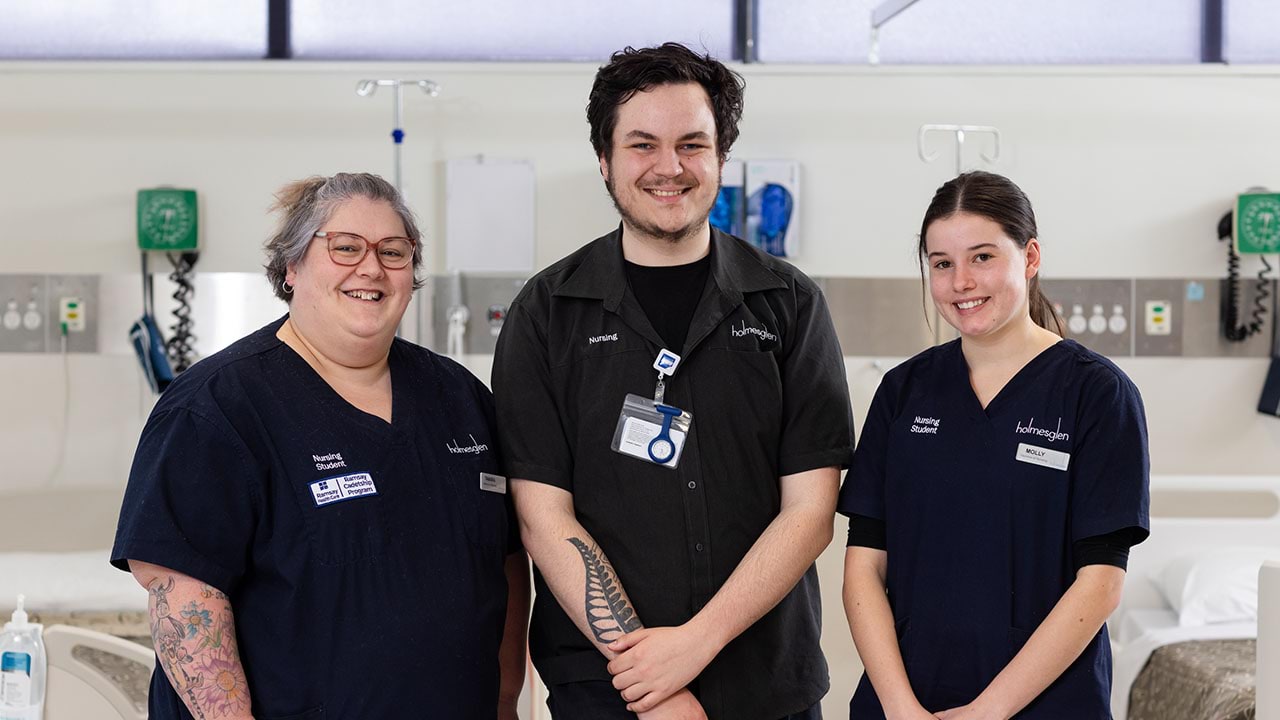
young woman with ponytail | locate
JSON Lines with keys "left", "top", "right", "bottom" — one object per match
{"left": 837, "top": 171, "right": 1150, "bottom": 719}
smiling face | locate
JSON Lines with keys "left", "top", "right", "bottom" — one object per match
{"left": 925, "top": 211, "right": 1041, "bottom": 341}
{"left": 284, "top": 195, "right": 415, "bottom": 353}
{"left": 600, "top": 82, "right": 722, "bottom": 245}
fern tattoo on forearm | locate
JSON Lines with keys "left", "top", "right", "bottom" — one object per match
{"left": 567, "top": 537, "right": 642, "bottom": 644}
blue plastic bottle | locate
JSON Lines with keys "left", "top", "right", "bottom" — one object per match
{"left": 0, "top": 596, "right": 45, "bottom": 720}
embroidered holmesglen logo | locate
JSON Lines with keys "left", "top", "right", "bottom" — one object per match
{"left": 588, "top": 333, "right": 618, "bottom": 345}
{"left": 910, "top": 416, "right": 940, "bottom": 435}
{"left": 1015, "top": 417, "right": 1070, "bottom": 443}
{"left": 730, "top": 320, "right": 778, "bottom": 342}
{"left": 448, "top": 434, "right": 489, "bottom": 455}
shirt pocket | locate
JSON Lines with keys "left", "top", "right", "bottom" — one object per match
{"left": 1008, "top": 440, "right": 1073, "bottom": 516}
{"left": 288, "top": 469, "right": 390, "bottom": 566}
{"left": 443, "top": 456, "right": 509, "bottom": 550}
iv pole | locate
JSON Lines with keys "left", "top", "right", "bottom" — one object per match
{"left": 355, "top": 79, "right": 440, "bottom": 192}
{"left": 355, "top": 78, "right": 441, "bottom": 346}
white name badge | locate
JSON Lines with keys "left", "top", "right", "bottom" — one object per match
{"left": 309, "top": 472, "right": 378, "bottom": 506}
{"left": 480, "top": 472, "right": 507, "bottom": 494}
{"left": 1014, "top": 443, "right": 1070, "bottom": 472}
{"left": 617, "top": 416, "right": 688, "bottom": 468}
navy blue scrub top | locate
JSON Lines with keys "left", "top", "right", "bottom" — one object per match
{"left": 837, "top": 339, "right": 1150, "bottom": 719}
{"left": 111, "top": 318, "right": 515, "bottom": 720}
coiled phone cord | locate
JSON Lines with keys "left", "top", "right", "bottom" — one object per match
{"left": 166, "top": 251, "right": 199, "bottom": 372}
{"left": 1219, "top": 212, "right": 1271, "bottom": 342}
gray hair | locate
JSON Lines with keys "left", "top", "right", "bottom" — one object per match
{"left": 264, "top": 172, "right": 424, "bottom": 302}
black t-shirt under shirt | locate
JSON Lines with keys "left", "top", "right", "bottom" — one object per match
{"left": 624, "top": 255, "right": 711, "bottom": 351}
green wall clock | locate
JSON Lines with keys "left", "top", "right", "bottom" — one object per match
{"left": 1236, "top": 192, "right": 1280, "bottom": 255}
{"left": 137, "top": 188, "right": 198, "bottom": 251}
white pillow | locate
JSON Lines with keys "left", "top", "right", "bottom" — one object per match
{"left": 1155, "top": 546, "right": 1280, "bottom": 627}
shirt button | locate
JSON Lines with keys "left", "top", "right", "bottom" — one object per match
{"left": 695, "top": 543, "right": 704, "bottom": 552}
{"left": 687, "top": 481, "right": 697, "bottom": 489}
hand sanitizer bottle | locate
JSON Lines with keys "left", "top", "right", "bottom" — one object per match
{"left": 0, "top": 596, "right": 45, "bottom": 720}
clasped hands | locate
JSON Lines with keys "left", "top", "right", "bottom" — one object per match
{"left": 606, "top": 624, "right": 719, "bottom": 718}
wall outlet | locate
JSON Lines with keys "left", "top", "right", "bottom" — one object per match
{"left": 59, "top": 297, "right": 86, "bottom": 332}
{"left": 1145, "top": 300, "right": 1172, "bottom": 336}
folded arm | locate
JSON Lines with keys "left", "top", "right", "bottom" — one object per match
{"left": 608, "top": 467, "right": 839, "bottom": 712}
{"left": 511, "top": 479, "right": 705, "bottom": 719}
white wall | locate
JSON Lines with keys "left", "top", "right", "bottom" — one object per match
{"left": 4, "top": 61, "right": 1280, "bottom": 716}
{"left": 5, "top": 60, "right": 1280, "bottom": 482}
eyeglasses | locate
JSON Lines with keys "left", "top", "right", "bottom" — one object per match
{"left": 314, "top": 231, "right": 416, "bottom": 270}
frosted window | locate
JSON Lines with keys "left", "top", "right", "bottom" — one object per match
{"left": 759, "top": 0, "right": 1202, "bottom": 64}
{"left": 1225, "top": 0, "right": 1280, "bottom": 63}
{"left": 292, "top": 0, "right": 734, "bottom": 60}
{"left": 0, "top": 0, "right": 266, "bottom": 59}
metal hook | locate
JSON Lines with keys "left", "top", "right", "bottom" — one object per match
{"left": 917, "top": 124, "right": 1001, "bottom": 175}
{"left": 354, "top": 78, "right": 441, "bottom": 98}
{"left": 354, "top": 78, "right": 442, "bottom": 193}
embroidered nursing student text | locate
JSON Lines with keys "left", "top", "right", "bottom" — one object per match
{"left": 312, "top": 452, "right": 347, "bottom": 471}
{"left": 910, "top": 416, "right": 941, "bottom": 434}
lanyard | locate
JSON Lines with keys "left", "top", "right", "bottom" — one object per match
{"left": 649, "top": 348, "right": 683, "bottom": 462}
{"left": 651, "top": 348, "right": 681, "bottom": 404}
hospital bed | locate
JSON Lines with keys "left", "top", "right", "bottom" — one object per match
{"left": 44, "top": 624, "right": 153, "bottom": 720}
{"left": 1110, "top": 475, "right": 1280, "bottom": 720}
{"left": 0, "top": 487, "right": 154, "bottom": 717}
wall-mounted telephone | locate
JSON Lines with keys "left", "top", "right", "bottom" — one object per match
{"left": 1217, "top": 190, "right": 1278, "bottom": 342}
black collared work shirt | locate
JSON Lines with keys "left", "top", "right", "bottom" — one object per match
{"left": 493, "top": 228, "right": 855, "bottom": 720}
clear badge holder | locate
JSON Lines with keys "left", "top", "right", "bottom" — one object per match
{"left": 611, "top": 393, "right": 693, "bottom": 469}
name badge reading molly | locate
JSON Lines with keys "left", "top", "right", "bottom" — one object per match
{"left": 1014, "top": 443, "right": 1070, "bottom": 472}
{"left": 309, "top": 472, "right": 379, "bottom": 506}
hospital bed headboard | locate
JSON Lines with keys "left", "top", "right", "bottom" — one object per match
{"left": 1119, "top": 475, "right": 1280, "bottom": 618}
{"left": 43, "top": 624, "right": 153, "bottom": 720}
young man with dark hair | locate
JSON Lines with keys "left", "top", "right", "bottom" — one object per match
{"left": 493, "top": 43, "right": 854, "bottom": 720}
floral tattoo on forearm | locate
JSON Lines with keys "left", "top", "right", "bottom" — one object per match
{"left": 147, "top": 577, "right": 252, "bottom": 719}
{"left": 567, "top": 537, "right": 642, "bottom": 644}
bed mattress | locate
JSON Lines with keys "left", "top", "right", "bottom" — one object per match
{"left": 1127, "top": 638, "right": 1256, "bottom": 720}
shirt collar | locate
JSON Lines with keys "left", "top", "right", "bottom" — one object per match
{"left": 553, "top": 225, "right": 787, "bottom": 311}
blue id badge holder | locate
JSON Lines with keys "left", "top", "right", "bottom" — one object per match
{"left": 610, "top": 349, "right": 693, "bottom": 469}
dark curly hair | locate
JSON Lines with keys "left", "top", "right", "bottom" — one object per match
{"left": 587, "top": 42, "right": 745, "bottom": 163}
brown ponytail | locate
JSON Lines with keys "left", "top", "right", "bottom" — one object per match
{"left": 1028, "top": 275, "right": 1064, "bottom": 337}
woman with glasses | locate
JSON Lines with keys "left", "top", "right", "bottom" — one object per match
{"left": 112, "top": 173, "right": 529, "bottom": 720}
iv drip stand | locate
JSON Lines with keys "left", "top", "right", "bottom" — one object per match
{"left": 355, "top": 78, "right": 441, "bottom": 347}
{"left": 355, "top": 79, "right": 441, "bottom": 192}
